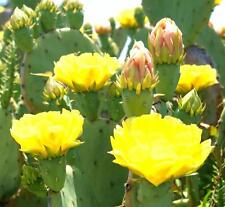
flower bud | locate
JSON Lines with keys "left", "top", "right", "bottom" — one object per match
{"left": 36, "top": 0, "right": 58, "bottom": 32}
{"left": 63, "top": 0, "right": 83, "bottom": 11}
{"left": 178, "top": 89, "right": 205, "bottom": 116}
{"left": 63, "top": 0, "right": 84, "bottom": 29}
{"left": 10, "top": 8, "right": 34, "bottom": 51}
{"left": 36, "top": 0, "right": 57, "bottom": 12}
{"left": 95, "top": 21, "right": 111, "bottom": 35}
{"left": 43, "top": 77, "right": 66, "bottom": 101}
{"left": 148, "top": 18, "right": 184, "bottom": 64}
{"left": 22, "top": 5, "right": 36, "bottom": 19}
{"left": 10, "top": 7, "right": 31, "bottom": 30}
{"left": 82, "top": 23, "right": 93, "bottom": 37}
{"left": 120, "top": 41, "right": 158, "bottom": 95}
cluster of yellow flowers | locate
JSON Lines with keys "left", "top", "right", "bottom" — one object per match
{"left": 110, "top": 113, "right": 212, "bottom": 186}
{"left": 11, "top": 109, "right": 84, "bottom": 158}
{"left": 9, "top": 27, "right": 216, "bottom": 187}
{"left": 54, "top": 53, "right": 120, "bottom": 92}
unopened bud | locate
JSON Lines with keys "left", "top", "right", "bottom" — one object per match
{"left": 63, "top": 0, "right": 83, "bottom": 11}
{"left": 63, "top": 0, "right": 84, "bottom": 29}
{"left": 95, "top": 21, "right": 111, "bottom": 35}
{"left": 43, "top": 77, "right": 66, "bottom": 100}
{"left": 36, "top": 0, "right": 58, "bottom": 32}
{"left": 178, "top": 89, "right": 205, "bottom": 116}
{"left": 82, "top": 23, "right": 93, "bottom": 36}
{"left": 120, "top": 41, "right": 158, "bottom": 94}
{"left": 10, "top": 7, "right": 31, "bottom": 30}
{"left": 22, "top": 5, "right": 36, "bottom": 19}
{"left": 36, "top": 0, "right": 57, "bottom": 12}
{"left": 149, "top": 18, "right": 184, "bottom": 64}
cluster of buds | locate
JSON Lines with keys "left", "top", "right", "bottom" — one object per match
{"left": 36, "top": 0, "right": 58, "bottom": 13}
{"left": 9, "top": 7, "right": 35, "bottom": 51}
{"left": 119, "top": 41, "right": 158, "bottom": 95}
{"left": 178, "top": 89, "right": 205, "bottom": 117}
{"left": 36, "top": 0, "right": 58, "bottom": 32}
{"left": 148, "top": 18, "right": 184, "bottom": 64}
{"left": 63, "top": 0, "right": 83, "bottom": 12}
{"left": 21, "top": 5, "right": 36, "bottom": 20}
{"left": 10, "top": 7, "right": 32, "bottom": 31}
{"left": 63, "top": 0, "right": 84, "bottom": 30}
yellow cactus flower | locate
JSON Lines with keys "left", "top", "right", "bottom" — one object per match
{"left": 11, "top": 109, "right": 84, "bottom": 158}
{"left": 176, "top": 64, "right": 218, "bottom": 93}
{"left": 54, "top": 53, "right": 120, "bottom": 92}
{"left": 215, "top": 0, "right": 222, "bottom": 5}
{"left": 117, "top": 9, "right": 138, "bottom": 29}
{"left": 110, "top": 113, "right": 212, "bottom": 186}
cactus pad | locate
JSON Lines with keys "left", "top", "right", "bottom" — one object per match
{"left": 142, "top": 0, "right": 214, "bottom": 46}
{"left": 67, "top": 119, "right": 128, "bottom": 207}
{"left": 0, "top": 108, "right": 20, "bottom": 200}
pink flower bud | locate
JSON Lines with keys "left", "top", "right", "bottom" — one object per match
{"left": 149, "top": 18, "right": 184, "bottom": 64}
{"left": 120, "top": 41, "right": 158, "bottom": 94}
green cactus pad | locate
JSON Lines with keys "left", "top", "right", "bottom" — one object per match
{"left": 48, "top": 165, "right": 78, "bottom": 207}
{"left": 39, "top": 156, "right": 66, "bottom": 192}
{"left": 124, "top": 178, "right": 172, "bottom": 207}
{"left": 21, "top": 28, "right": 99, "bottom": 113}
{"left": 133, "top": 28, "right": 150, "bottom": 48}
{"left": 142, "top": 0, "right": 214, "bottom": 46}
{"left": 155, "top": 63, "right": 180, "bottom": 101}
{"left": 0, "top": 108, "right": 21, "bottom": 200}
{"left": 67, "top": 119, "right": 128, "bottom": 207}
{"left": 122, "top": 89, "right": 153, "bottom": 117}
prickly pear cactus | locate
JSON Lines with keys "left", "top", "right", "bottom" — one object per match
{"left": 0, "top": 108, "right": 20, "bottom": 200}
{"left": 1, "top": 0, "right": 225, "bottom": 207}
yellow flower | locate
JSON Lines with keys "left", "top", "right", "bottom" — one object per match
{"left": 54, "top": 53, "right": 120, "bottom": 92}
{"left": 176, "top": 64, "right": 218, "bottom": 93}
{"left": 215, "top": 0, "right": 222, "bottom": 5}
{"left": 110, "top": 113, "right": 212, "bottom": 186}
{"left": 11, "top": 109, "right": 84, "bottom": 158}
{"left": 117, "top": 9, "right": 138, "bottom": 29}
